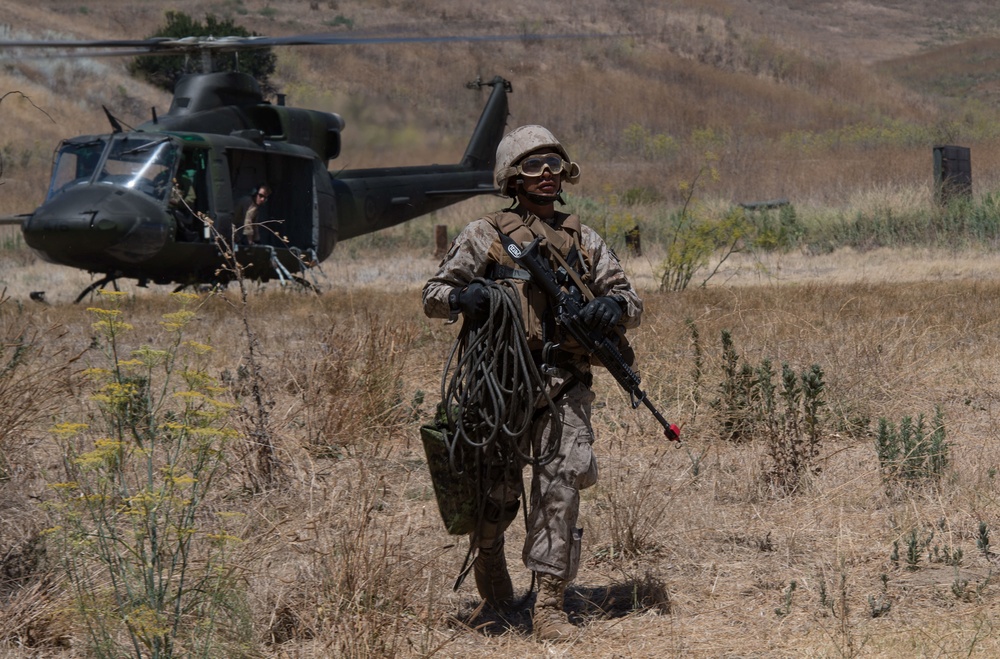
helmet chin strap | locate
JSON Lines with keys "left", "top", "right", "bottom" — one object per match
{"left": 514, "top": 178, "right": 565, "bottom": 206}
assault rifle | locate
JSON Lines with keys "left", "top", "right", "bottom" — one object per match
{"left": 497, "top": 231, "right": 681, "bottom": 443}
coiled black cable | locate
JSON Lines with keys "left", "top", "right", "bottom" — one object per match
{"left": 440, "top": 278, "right": 558, "bottom": 472}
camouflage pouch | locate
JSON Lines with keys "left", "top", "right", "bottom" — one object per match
{"left": 420, "top": 405, "right": 480, "bottom": 535}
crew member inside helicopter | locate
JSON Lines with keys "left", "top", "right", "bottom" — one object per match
{"left": 170, "top": 170, "right": 197, "bottom": 209}
{"left": 168, "top": 151, "right": 207, "bottom": 242}
{"left": 233, "top": 184, "right": 271, "bottom": 246}
{"left": 169, "top": 171, "right": 199, "bottom": 241}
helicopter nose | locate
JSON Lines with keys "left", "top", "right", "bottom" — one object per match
{"left": 24, "top": 185, "right": 171, "bottom": 270}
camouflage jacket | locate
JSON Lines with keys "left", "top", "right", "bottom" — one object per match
{"left": 422, "top": 208, "right": 642, "bottom": 351}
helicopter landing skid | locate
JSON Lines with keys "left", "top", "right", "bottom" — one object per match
{"left": 290, "top": 274, "right": 320, "bottom": 294}
{"left": 172, "top": 282, "right": 223, "bottom": 295}
{"left": 74, "top": 275, "right": 121, "bottom": 303}
{"left": 265, "top": 245, "right": 321, "bottom": 295}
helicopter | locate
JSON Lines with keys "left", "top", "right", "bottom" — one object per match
{"left": 0, "top": 34, "right": 520, "bottom": 301}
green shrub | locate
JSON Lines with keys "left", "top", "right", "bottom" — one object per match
{"left": 711, "top": 329, "right": 826, "bottom": 494}
{"left": 875, "top": 407, "right": 949, "bottom": 490}
{"left": 745, "top": 203, "right": 804, "bottom": 251}
{"left": 659, "top": 204, "right": 750, "bottom": 292}
{"left": 129, "top": 11, "right": 277, "bottom": 93}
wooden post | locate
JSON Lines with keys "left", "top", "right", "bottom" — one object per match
{"left": 625, "top": 226, "right": 642, "bottom": 256}
{"left": 933, "top": 145, "right": 972, "bottom": 206}
{"left": 434, "top": 225, "right": 449, "bottom": 259}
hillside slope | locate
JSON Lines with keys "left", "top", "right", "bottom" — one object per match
{"left": 2, "top": 0, "right": 1000, "bottom": 211}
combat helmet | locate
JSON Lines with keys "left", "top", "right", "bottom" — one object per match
{"left": 494, "top": 125, "right": 581, "bottom": 197}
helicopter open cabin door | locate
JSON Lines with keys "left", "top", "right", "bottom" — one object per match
{"left": 225, "top": 147, "right": 317, "bottom": 251}
{"left": 220, "top": 143, "right": 333, "bottom": 281}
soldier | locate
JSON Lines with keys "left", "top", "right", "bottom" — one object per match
{"left": 233, "top": 184, "right": 270, "bottom": 245}
{"left": 422, "top": 125, "right": 643, "bottom": 641}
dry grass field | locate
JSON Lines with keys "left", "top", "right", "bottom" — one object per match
{"left": 5, "top": 1, "right": 1000, "bottom": 657}
{"left": 6, "top": 236, "right": 1000, "bottom": 658}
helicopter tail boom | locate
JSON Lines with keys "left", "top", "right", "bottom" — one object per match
{"left": 330, "top": 76, "right": 510, "bottom": 243}
{"left": 330, "top": 167, "right": 495, "bottom": 241}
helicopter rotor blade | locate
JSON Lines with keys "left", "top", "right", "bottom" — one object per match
{"left": 0, "top": 37, "right": 172, "bottom": 49}
{"left": 255, "top": 31, "right": 624, "bottom": 48}
{"left": 0, "top": 31, "right": 626, "bottom": 58}
{"left": 2, "top": 48, "right": 165, "bottom": 59}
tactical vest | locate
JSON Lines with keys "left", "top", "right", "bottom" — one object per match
{"left": 482, "top": 210, "right": 593, "bottom": 353}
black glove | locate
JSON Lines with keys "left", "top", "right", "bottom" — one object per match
{"left": 579, "top": 296, "right": 623, "bottom": 333}
{"left": 456, "top": 282, "right": 490, "bottom": 321}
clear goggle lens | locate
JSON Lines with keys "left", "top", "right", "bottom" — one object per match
{"left": 516, "top": 153, "right": 569, "bottom": 177}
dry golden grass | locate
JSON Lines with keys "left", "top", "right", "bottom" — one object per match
{"left": 4, "top": 243, "right": 1000, "bottom": 657}
{"left": 5, "top": 2, "right": 1000, "bottom": 656}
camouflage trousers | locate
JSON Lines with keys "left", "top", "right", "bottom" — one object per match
{"left": 486, "top": 374, "right": 598, "bottom": 581}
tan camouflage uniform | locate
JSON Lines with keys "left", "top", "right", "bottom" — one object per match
{"left": 422, "top": 207, "right": 642, "bottom": 580}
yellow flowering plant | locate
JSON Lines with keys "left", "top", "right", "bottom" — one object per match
{"left": 46, "top": 291, "right": 246, "bottom": 658}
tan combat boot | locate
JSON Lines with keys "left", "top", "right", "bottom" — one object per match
{"left": 532, "top": 573, "right": 575, "bottom": 641}
{"left": 473, "top": 536, "right": 514, "bottom": 610}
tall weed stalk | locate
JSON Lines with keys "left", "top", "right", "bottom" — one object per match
{"left": 658, "top": 166, "right": 751, "bottom": 292}
{"left": 294, "top": 313, "right": 415, "bottom": 455}
{"left": 601, "top": 436, "right": 675, "bottom": 557}
{"left": 0, "top": 292, "right": 66, "bottom": 482}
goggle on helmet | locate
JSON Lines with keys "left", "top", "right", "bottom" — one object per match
{"left": 513, "top": 153, "right": 572, "bottom": 178}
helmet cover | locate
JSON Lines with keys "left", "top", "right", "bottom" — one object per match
{"left": 494, "top": 125, "right": 581, "bottom": 195}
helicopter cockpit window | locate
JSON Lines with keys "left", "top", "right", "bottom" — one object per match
{"left": 96, "top": 136, "right": 180, "bottom": 203}
{"left": 46, "top": 139, "right": 106, "bottom": 201}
